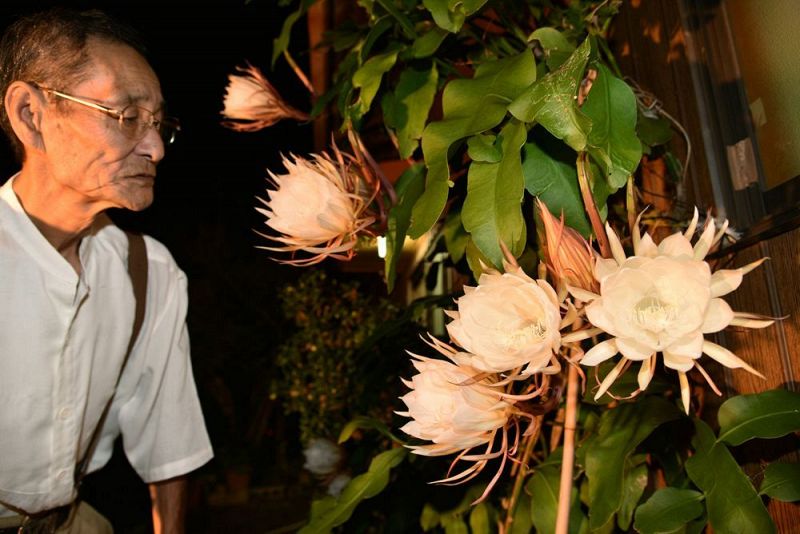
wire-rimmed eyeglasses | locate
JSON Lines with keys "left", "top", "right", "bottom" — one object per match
{"left": 33, "top": 84, "right": 181, "bottom": 145}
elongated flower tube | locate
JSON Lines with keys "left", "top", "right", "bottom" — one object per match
{"left": 256, "top": 147, "right": 377, "bottom": 266}
{"left": 568, "top": 209, "right": 772, "bottom": 413}
{"left": 221, "top": 63, "right": 308, "bottom": 131}
{"left": 445, "top": 255, "right": 562, "bottom": 377}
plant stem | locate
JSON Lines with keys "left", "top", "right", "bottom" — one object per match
{"left": 502, "top": 415, "right": 543, "bottom": 533}
{"left": 555, "top": 363, "right": 580, "bottom": 534}
{"left": 576, "top": 152, "right": 612, "bottom": 258}
{"left": 626, "top": 173, "right": 637, "bottom": 234}
{"left": 282, "top": 49, "right": 317, "bottom": 97}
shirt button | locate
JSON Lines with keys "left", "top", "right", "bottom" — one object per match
{"left": 58, "top": 407, "right": 72, "bottom": 420}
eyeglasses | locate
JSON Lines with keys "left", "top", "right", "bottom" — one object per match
{"left": 34, "top": 84, "right": 181, "bottom": 145}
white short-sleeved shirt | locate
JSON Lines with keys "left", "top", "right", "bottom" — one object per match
{"left": 0, "top": 177, "right": 213, "bottom": 515}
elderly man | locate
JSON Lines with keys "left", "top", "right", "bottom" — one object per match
{"left": 0, "top": 8, "right": 213, "bottom": 533}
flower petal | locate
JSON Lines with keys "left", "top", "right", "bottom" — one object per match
{"left": 702, "top": 340, "right": 765, "bottom": 378}
{"left": 684, "top": 207, "right": 699, "bottom": 239}
{"left": 638, "top": 354, "right": 657, "bottom": 390}
{"left": 729, "top": 312, "right": 775, "bottom": 329}
{"left": 658, "top": 232, "right": 693, "bottom": 258}
{"left": 581, "top": 338, "right": 619, "bottom": 366}
{"left": 709, "top": 268, "right": 743, "bottom": 298}
{"left": 663, "top": 350, "right": 694, "bottom": 372}
{"left": 701, "top": 298, "right": 734, "bottom": 333}
{"left": 606, "top": 222, "right": 627, "bottom": 266}
{"left": 567, "top": 285, "right": 600, "bottom": 303}
{"left": 594, "top": 358, "right": 627, "bottom": 400}
{"left": 616, "top": 336, "right": 655, "bottom": 361}
{"left": 693, "top": 218, "right": 717, "bottom": 260}
{"left": 678, "top": 371, "right": 691, "bottom": 414}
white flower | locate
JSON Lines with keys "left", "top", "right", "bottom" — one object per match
{"left": 327, "top": 473, "right": 351, "bottom": 497}
{"left": 445, "top": 261, "right": 562, "bottom": 376}
{"left": 256, "top": 150, "right": 376, "bottom": 266}
{"left": 569, "top": 210, "right": 772, "bottom": 412}
{"left": 221, "top": 63, "right": 308, "bottom": 131}
{"left": 303, "top": 438, "right": 342, "bottom": 476}
{"left": 397, "top": 353, "right": 514, "bottom": 457}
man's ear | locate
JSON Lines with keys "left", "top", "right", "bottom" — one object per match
{"left": 4, "top": 81, "right": 47, "bottom": 153}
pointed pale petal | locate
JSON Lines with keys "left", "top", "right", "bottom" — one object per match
{"left": 606, "top": 222, "right": 627, "bottom": 266}
{"left": 740, "top": 257, "right": 767, "bottom": 276}
{"left": 665, "top": 332, "right": 704, "bottom": 359}
{"left": 638, "top": 354, "right": 657, "bottom": 390}
{"left": 594, "top": 358, "right": 627, "bottom": 400}
{"left": 729, "top": 312, "right": 775, "bottom": 329}
{"left": 710, "top": 268, "right": 743, "bottom": 297}
{"left": 693, "top": 218, "right": 717, "bottom": 260}
{"left": 581, "top": 338, "right": 619, "bottom": 366}
{"left": 561, "top": 327, "right": 603, "bottom": 344}
{"left": 712, "top": 219, "right": 729, "bottom": 247}
{"left": 702, "top": 340, "right": 765, "bottom": 378}
{"left": 616, "top": 336, "right": 656, "bottom": 361}
{"left": 684, "top": 207, "right": 699, "bottom": 239}
{"left": 637, "top": 233, "right": 658, "bottom": 257}
{"left": 663, "top": 350, "right": 695, "bottom": 372}
{"left": 678, "top": 371, "right": 691, "bottom": 414}
{"left": 632, "top": 211, "right": 645, "bottom": 256}
{"left": 567, "top": 285, "right": 600, "bottom": 303}
{"left": 594, "top": 257, "right": 619, "bottom": 282}
{"left": 658, "top": 232, "right": 693, "bottom": 258}
{"left": 701, "top": 298, "right": 735, "bottom": 333}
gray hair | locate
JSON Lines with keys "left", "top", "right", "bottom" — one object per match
{"left": 0, "top": 8, "right": 147, "bottom": 161}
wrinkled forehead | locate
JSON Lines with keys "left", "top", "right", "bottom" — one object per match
{"left": 76, "top": 36, "right": 164, "bottom": 109}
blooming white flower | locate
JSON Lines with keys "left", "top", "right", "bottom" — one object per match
{"left": 303, "top": 438, "right": 342, "bottom": 476}
{"left": 445, "top": 260, "right": 562, "bottom": 376}
{"left": 256, "top": 150, "right": 376, "bottom": 265}
{"left": 569, "top": 210, "right": 772, "bottom": 412}
{"left": 397, "top": 353, "right": 514, "bottom": 457}
{"left": 221, "top": 63, "right": 308, "bottom": 131}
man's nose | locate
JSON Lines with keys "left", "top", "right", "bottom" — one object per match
{"left": 136, "top": 124, "right": 165, "bottom": 163}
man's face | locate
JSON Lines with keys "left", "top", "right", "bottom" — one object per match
{"left": 40, "top": 37, "right": 165, "bottom": 212}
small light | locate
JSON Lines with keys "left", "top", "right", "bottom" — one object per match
{"left": 377, "top": 236, "right": 387, "bottom": 258}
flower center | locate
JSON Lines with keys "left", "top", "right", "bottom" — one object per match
{"left": 631, "top": 295, "right": 676, "bottom": 332}
{"left": 498, "top": 320, "right": 547, "bottom": 349}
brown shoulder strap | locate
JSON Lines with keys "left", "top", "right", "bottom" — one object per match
{"left": 74, "top": 230, "right": 148, "bottom": 486}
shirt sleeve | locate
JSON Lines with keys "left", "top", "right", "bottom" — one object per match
{"left": 116, "top": 237, "right": 214, "bottom": 483}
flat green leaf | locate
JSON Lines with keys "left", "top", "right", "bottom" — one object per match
{"left": 467, "top": 133, "right": 502, "bottom": 163}
{"left": 469, "top": 502, "right": 490, "bottom": 534}
{"left": 383, "top": 65, "right": 439, "bottom": 159}
{"left": 617, "top": 456, "right": 648, "bottom": 530}
{"left": 384, "top": 163, "right": 426, "bottom": 292}
{"left": 584, "top": 397, "right": 683, "bottom": 531}
{"left": 443, "top": 209, "right": 469, "bottom": 264}
{"left": 510, "top": 493, "right": 533, "bottom": 534}
{"left": 360, "top": 16, "right": 393, "bottom": 61}
{"left": 421, "top": 504, "right": 440, "bottom": 531}
{"left": 521, "top": 136, "right": 590, "bottom": 236}
{"left": 685, "top": 419, "right": 775, "bottom": 534}
{"left": 633, "top": 488, "right": 704, "bottom": 534}
{"left": 410, "top": 51, "right": 536, "bottom": 238}
{"left": 442, "top": 517, "right": 469, "bottom": 534}
{"left": 527, "top": 464, "right": 586, "bottom": 534}
{"left": 509, "top": 38, "right": 591, "bottom": 151}
{"left": 348, "top": 45, "right": 402, "bottom": 123}
{"left": 465, "top": 238, "right": 491, "bottom": 281}
{"left": 375, "top": 0, "right": 416, "bottom": 39}
{"left": 299, "top": 447, "right": 407, "bottom": 533}
{"left": 583, "top": 64, "right": 642, "bottom": 190}
{"left": 422, "top": 0, "right": 488, "bottom": 33}
{"left": 717, "top": 389, "right": 800, "bottom": 446}
{"left": 760, "top": 462, "right": 800, "bottom": 502}
{"left": 529, "top": 27, "right": 575, "bottom": 70}
{"left": 462, "top": 120, "right": 527, "bottom": 267}
{"left": 338, "top": 415, "right": 404, "bottom": 444}
{"left": 637, "top": 109, "right": 673, "bottom": 148}
{"left": 271, "top": 0, "right": 316, "bottom": 66}
{"left": 411, "top": 26, "right": 449, "bottom": 58}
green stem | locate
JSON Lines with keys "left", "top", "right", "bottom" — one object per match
{"left": 576, "top": 152, "right": 612, "bottom": 258}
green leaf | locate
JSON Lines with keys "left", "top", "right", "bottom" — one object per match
{"left": 467, "top": 133, "right": 502, "bottom": 163}
{"left": 348, "top": 45, "right": 402, "bottom": 124}
{"left": 441, "top": 517, "right": 469, "bottom": 534}
{"left": 617, "top": 456, "right": 648, "bottom": 530}
{"left": 633, "top": 488, "right": 705, "bottom": 534}
{"left": 685, "top": 419, "right": 775, "bottom": 534}
{"left": 421, "top": 503, "right": 440, "bottom": 531}
{"left": 383, "top": 65, "right": 438, "bottom": 159}
{"left": 374, "top": 0, "right": 416, "bottom": 39}
{"left": 338, "top": 415, "right": 404, "bottom": 444}
{"left": 299, "top": 447, "right": 408, "bottom": 533}
{"left": 521, "top": 135, "right": 590, "bottom": 236}
{"left": 584, "top": 397, "right": 683, "bottom": 531}
{"left": 509, "top": 493, "right": 533, "bottom": 534}
{"left": 465, "top": 238, "right": 491, "bottom": 281}
{"left": 583, "top": 64, "right": 642, "bottom": 190}
{"left": 384, "top": 163, "right": 426, "bottom": 292}
{"left": 528, "top": 27, "right": 575, "bottom": 70}
{"left": 462, "top": 120, "right": 527, "bottom": 268}
{"left": 509, "top": 38, "right": 591, "bottom": 151}
{"left": 760, "top": 462, "right": 800, "bottom": 502}
{"left": 360, "top": 16, "right": 393, "bottom": 61}
{"left": 411, "top": 26, "right": 449, "bottom": 58}
{"left": 717, "top": 389, "right": 800, "bottom": 446}
{"left": 527, "top": 464, "right": 586, "bottom": 534}
{"left": 423, "top": 0, "right": 488, "bottom": 33}
{"left": 443, "top": 209, "right": 469, "bottom": 264}
{"left": 469, "top": 502, "right": 490, "bottom": 534}
{"left": 637, "top": 109, "right": 673, "bottom": 148}
{"left": 410, "top": 50, "right": 537, "bottom": 237}
{"left": 271, "top": 0, "right": 316, "bottom": 66}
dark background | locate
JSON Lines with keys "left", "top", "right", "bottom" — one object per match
{"left": 1, "top": 2, "right": 313, "bottom": 531}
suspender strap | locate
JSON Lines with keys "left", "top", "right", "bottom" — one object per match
{"left": 74, "top": 231, "right": 148, "bottom": 486}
